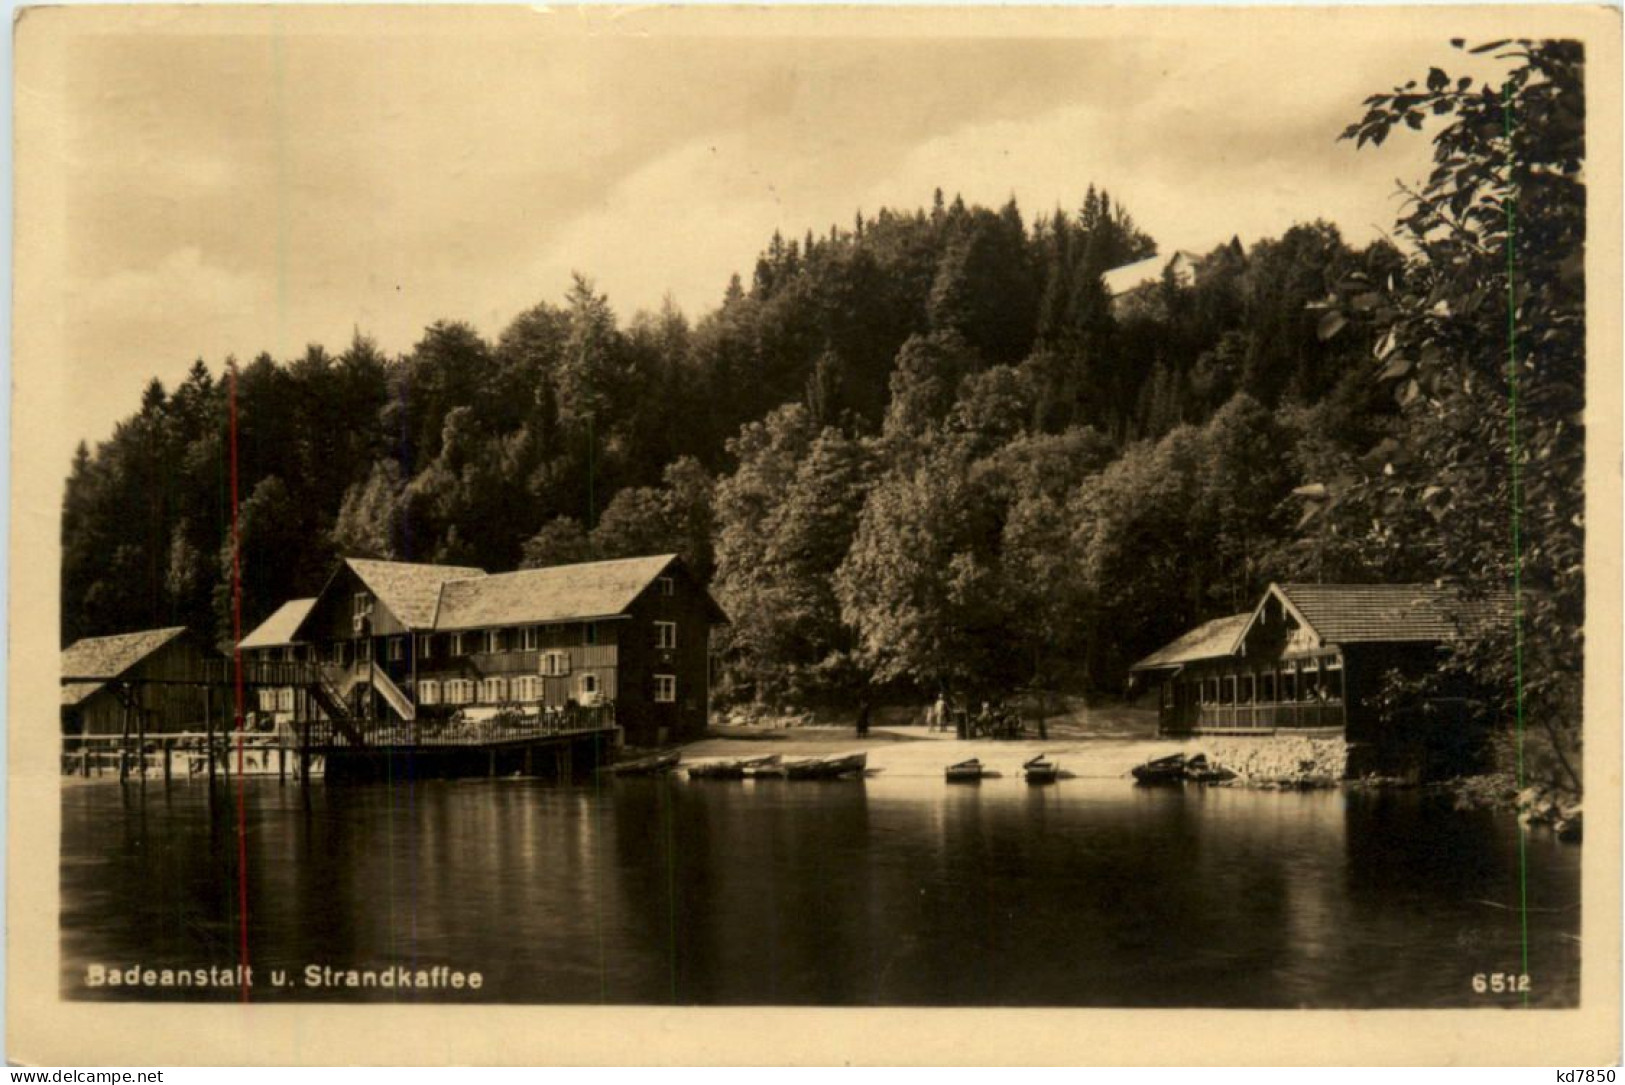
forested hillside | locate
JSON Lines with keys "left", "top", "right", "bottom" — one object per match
{"left": 62, "top": 41, "right": 1585, "bottom": 790}
{"left": 62, "top": 189, "right": 1395, "bottom": 684}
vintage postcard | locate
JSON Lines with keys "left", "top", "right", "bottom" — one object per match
{"left": 9, "top": 3, "right": 1621, "bottom": 1066}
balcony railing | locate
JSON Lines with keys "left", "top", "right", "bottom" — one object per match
{"left": 1189, "top": 700, "right": 1345, "bottom": 732}
{"left": 301, "top": 704, "right": 618, "bottom": 749}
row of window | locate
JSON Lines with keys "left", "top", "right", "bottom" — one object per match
{"left": 1178, "top": 657, "right": 1345, "bottom": 708}
{"left": 416, "top": 673, "right": 675, "bottom": 706}
{"left": 314, "top": 621, "right": 677, "bottom": 665}
{"left": 256, "top": 688, "right": 296, "bottom": 713}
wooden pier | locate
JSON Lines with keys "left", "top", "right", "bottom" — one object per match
{"left": 61, "top": 659, "right": 620, "bottom": 786}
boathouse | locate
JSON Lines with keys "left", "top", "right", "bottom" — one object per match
{"left": 241, "top": 553, "right": 727, "bottom": 746}
{"left": 61, "top": 627, "right": 214, "bottom": 736}
{"left": 1130, "top": 583, "right": 1506, "bottom": 767}
{"left": 237, "top": 598, "right": 316, "bottom": 724}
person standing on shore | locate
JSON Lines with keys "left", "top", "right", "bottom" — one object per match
{"left": 856, "top": 698, "right": 871, "bottom": 738}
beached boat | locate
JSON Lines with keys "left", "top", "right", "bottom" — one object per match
{"left": 945, "top": 758, "right": 985, "bottom": 783}
{"left": 1181, "top": 754, "right": 1236, "bottom": 784}
{"left": 1023, "top": 755, "right": 1059, "bottom": 785}
{"left": 1131, "top": 753, "right": 1187, "bottom": 785}
{"left": 611, "top": 751, "right": 681, "bottom": 776}
{"left": 782, "top": 752, "right": 868, "bottom": 780}
{"left": 687, "top": 754, "right": 781, "bottom": 780}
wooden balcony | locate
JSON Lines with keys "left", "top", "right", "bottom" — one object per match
{"left": 301, "top": 704, "right": 618, "bottom": 750}
{"left": 1187, "top": 700, "right": 1346, "bottom": 734}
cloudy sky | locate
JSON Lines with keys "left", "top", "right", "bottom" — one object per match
{"left": 25, "top": 7, "right": 1505, "bottom": 464}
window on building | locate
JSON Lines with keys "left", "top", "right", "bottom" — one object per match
{"left": 540, "top": 651, "right": 571, "bottom": 677}
{"left": 258, "top": 689, "right": 276, "bottom": 712}
{"left": 1221, "top": 676, "right": 1235, "bottom": 705}
{"left": 522, "top": 626, "right": 539, "bottom": 651}
{"left": 419, "top": 680, "right": 441, "bottom": 706}
{"left": 388, "top": 637, "right": 405, "bottom": 662}
{"left": 446, "top": 680, "right": 474, "bottom": 705}
{"left": 451, "top": 632, "right": 469, "bottom": 656}
{"left": 654, "top": 674, "right": 677, "bottom": 703}
{"left": 356, "top": 639, "right": 372, "bottom": 663}
{"left": 329, "top": 641, "right": 346, "bottom": 665}
{"left": 1301, "top": 661, "right": 1321, "bottom": 702}
{"left": 512, "top": 676, "right": 540, "bottom": 702}
{"left": 658, "top": 576, "right": 674, "bottom": 597}
{"left": 1261, "top": 671, "right": 1277, "bottom": 703}
{"left": 484, "top": 629, "right": 503, "bottom": 654}
{"left": 277, "top": 688, "right": 294, "bottom": 712}
{"left": 583, "top": 622, "right": 598, "bottom": 646}
{"left": 580, "top": 674, "right": 600, "bottom": 701}
{"left": 1282, "top": 667, "right": 1297, "bottom": 703}
{"left": 480, "top": 677, "right": 508, "bottom": 703}
{"left": 655, "top": 621, "right": 676, "bottom": 650}
{"left": 417, "top": 634, "right": 433, "bottom": 659}
{"left": 1240, "top": 674, "right": 1254, "bottom": 704}
{"left": 1326, "top": 657, "right": 1344, "bottom": 701}
{"left": 353, "top": 592, "right": 371, "bottom": 617}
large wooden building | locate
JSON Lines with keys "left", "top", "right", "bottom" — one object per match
{"left": 239, "top": 553, "right": 728, "bottom": 746}
{"left": 61, "top": 627, "right": 214, "bottom": 736}
{"left": 1131, "top": 583, "right": 1507, "bottom": 770}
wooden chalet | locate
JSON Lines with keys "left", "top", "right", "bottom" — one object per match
{"left": 1131, "top": 583, "right": 1506, "bottom": 759}
{"left": 240, "top": 553, "right": 728, "bottom": 747}
{"left": 61, "top": 627, "right": 213, "bottom": 736}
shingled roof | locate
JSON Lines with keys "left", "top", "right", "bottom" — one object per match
{"left": 346, "top": 558, "right": 485, "bottom": 629}
{"left": 1130, "top": 613, "right": 1252, "bottom": 672}
{"left": 1272, "top": 583, "right": 1509, "bottom": 645}
{"left": 61, "top": 627, "right": 188, "bottom": 706}
{"left": 239, "top": 598, "right": 317, "bottom": 650}
{"left": 434, "top": 554, "right": 684, "bottom": 631}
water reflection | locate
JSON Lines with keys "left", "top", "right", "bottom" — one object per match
{"left": 61, "top": 776, "right": 1580, "bottom": 1007}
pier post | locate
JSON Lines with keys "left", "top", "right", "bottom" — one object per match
{"left": 163, "top": 738, "right": 172, "bottom": 786}
{"left": 205, "top": 688, "right": 217, "bottom": 787}
{"left": 279, "top": 745, "right": 287, "bottom": 785}
{"left": 524, "top": 746, "right": 534, "bottom": 777}
{"left": 119, "top": 703, "right": 131, "bottom": 782}
{"left": 137, "top": 707, "right": 147, "bottom": 781}
{"left": 487, "top": 749, "right": 497, "bottom": 778}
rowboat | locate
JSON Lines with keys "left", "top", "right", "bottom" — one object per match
{"left": 1023, "top": 755, "right": 1059, "bottom": 785}
{"left": 783, "top": 752, "right": 868, "bottom": 780}
{"left": 687, "top": 754, "right": 781, "bottom": 779}
{"left": 611, "top": 751, "right": 681, "bottom": 776}
{"left": 1181, "top": 753, "right": 1235, "bottom": 785}
{"left": 945, "top": 758, "right": 985, "bottom": 783}
{"left": 1131, "top": 753, "right": 1187, "bottom": 785}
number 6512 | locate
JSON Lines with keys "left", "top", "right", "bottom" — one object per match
{"left": 1472, "top": 972, "right": 1531, "bottom": 994}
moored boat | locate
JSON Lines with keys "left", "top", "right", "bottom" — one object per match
{"left": 611, "top": 750, "right": 681, "bottom": 776}
{"left": 1131, "top": 753, "right": 1187, "bottom": 785}
{"left": 1023, "top": 754, "right": 1059, "bottom": 785}
{"left": 945, "top": 758, "right": 985, "bottom": 783}
{"left": 687, "top": 754, "right": 781, "bottom": 780}
{"left": 783, "top": 752, "right": 868, "bottom": 779}
{"left": 1181, "top": 754, "right": 1236, "bottom": 784}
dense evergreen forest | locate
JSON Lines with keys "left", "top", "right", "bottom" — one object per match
{"left": 62, "top": 41, "right": 1583, "bottom": 788}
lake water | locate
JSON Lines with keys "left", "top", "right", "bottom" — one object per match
{"left": 61, "top": 773, "right": 1581, "bottom": 1007}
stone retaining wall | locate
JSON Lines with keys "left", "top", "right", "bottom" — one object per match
{"left": 1200, "top": 734, "right": 1349, "bottom": 786}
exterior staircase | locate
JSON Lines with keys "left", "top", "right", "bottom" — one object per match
{"left": 307, "top": 665, "right": 369, "bottom": 747}
{"left": 370, "top": 666, "right": 417, "bottom": 722}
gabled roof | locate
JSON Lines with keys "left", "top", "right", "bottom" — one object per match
{"left": 239, "top": 598, "right": 317, "bottom": 650}
{"left": 1270, "top": 583, "right": 1509, "bottom": 646}
{"left": 434, "top": 553, "right": 697, "bottom": 631}
{"left": 1130, "top": 613, "right": 1251, "bottom": 672}
{"left": 345, "top": 558, "right": 485, "bottom": 630}
{"left": 62, "top": 627, "right": 189, "bottom": 706}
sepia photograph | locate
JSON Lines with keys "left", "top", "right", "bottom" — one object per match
{"left": 8, "top": 3, "right": 1621, "bottom": 1066}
